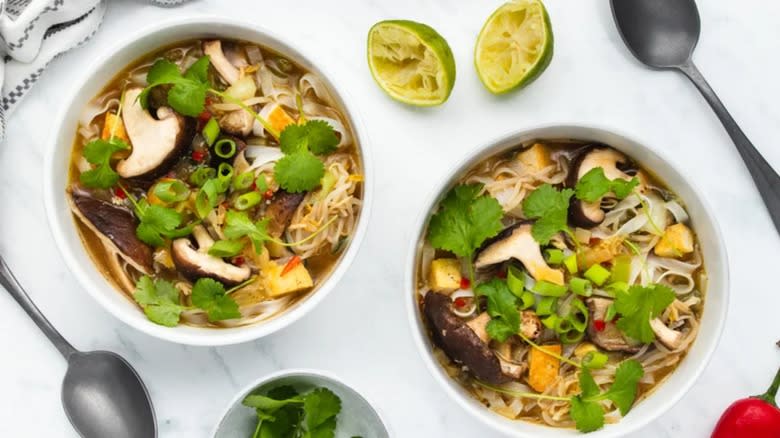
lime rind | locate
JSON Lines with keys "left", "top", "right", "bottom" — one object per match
{"left": 475, "top": 0, "right": 554, "bottom": 94}
{"left": 367, "top": 20, "right": 456, "bottom": 106}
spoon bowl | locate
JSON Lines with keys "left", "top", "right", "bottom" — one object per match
{"left": 62, "top": 351, "right": 156, "bottom": 438}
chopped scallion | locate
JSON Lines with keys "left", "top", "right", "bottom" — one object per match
{"left": 563, "top": 254, "right": 578, "bottom": 274}
{"left": 214, "top": 138, "right": 237, "bottom": 159}
{"left": 532, "top": 280, "right": 568, "bottom": 297}
{"left": 535, "top": 297, "right": 557, "bottom": 316}
{"left": 545, "top": 248, "right": 565, "bottom": 265}
{"left": 202, "top": 118, "right": 220, "bottom": 146}
{"left": 234, "top": 191, "right": 262, "bottom": 210}
{"left": 189, "top": 166, "right": 216, "bottom": 187}
{"left": 570, "top": 277, "right": 593, "bottom": 297}
{"left": 584, "top": 264, "right": 611, "bottom": 286}
{"left": 582, "top": 351, "right": 608, "bottom": 369}
{"left": 233, "top": 171, "right": 256, "bottom": 190}
{"left": 506, "top": 265, "right": 525, "bottom": 297}
{"left": 152, "top": 179, "right": 190, "bottom": 203}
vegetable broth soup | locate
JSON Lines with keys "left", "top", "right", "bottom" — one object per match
{"left": 415, "top": 140, "right": 705, "bottom": 432}
{"left": 68, "top": 39, "right": 362, "bottom": 328}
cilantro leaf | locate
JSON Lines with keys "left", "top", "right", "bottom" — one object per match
{"left": 602, "top": 360, "right": 644, "bottom": 415}
{"left": 575, "top": 167, "right": 639, "bottom": 203}
{"left": 278, "top": 124, "right": 309, "bottom": 155}
{"left": 146, "top": 59, "right": 182, "bottom": 84}
{"left": 224, "top": 211, "right": 271, "bottom": 253}
{"left": 191, "top": 278, "right": 241, "bottom": 322}
{"left": 132, "top": 276, "right": 184, "bottom": 327}
{"left": 167, "top": 81, "right": 208, "bottom": 116}
{"left": 208, "top": 239, "right": 245, "bottom": 258}
{"left": 242, "top": 386, "right": 341, "bottom": 438}
{"left": 140, "top": 57, "right": 210, "bottom": 117}
{"left": 183, "top": 56, "right": 211, "bottom": 83}
{"left": 578, "top": 366, "right": 601, "bottom": 398}
{"left": 303, "top": 388, "right": 341, "bottom": 435}
{"left": 132, "top": 199, "right": 191, "bottom": 247}
{"left": 614, "top": 284, "right": 675, "bottom": 343}
{"left": 79, "top": 138, "right": 129, "bottom": 189}
{"left": 274, "top": 150, "right": 325, "bottom": 193}
{"left": 522, "top": 184, "right": 574, "bottom": 244}
{"left": 278, "top": 120, "right": 339, "bottom": 156}
{"left": 474, "top": 279, "right": 520, "bottom": 342}
{"left": 570, "top": 396, "right": 605, "bottom": 433}
{"left": 427, "top": 184, "right": 503, "bottom": 261}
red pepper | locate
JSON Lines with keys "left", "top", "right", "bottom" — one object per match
{"left": 113, "top": 187, "right": 126, "bottom": 199}
{"left": 191, "top": 150, "right": 206, "bottom": 162}
{"left": 233, "top": 256, "right": 245, "bottom": 266}
{"left": 281, "top": 255, "right": 301, "bottom": 276}
{"left": 264, "top": 189, "right": 275, "bottom": 200}
{"left": 711, "top": 366, "right": 780, "bottom": 438}
{"left": 460, "top": 277, "right": 470, "bottom": 289}
{"left": 593, "top": 320, "right": 606, "bottom": 332}
{"left": 198, "top": 111, "right": 212, "bottom": 122}
{"left": 454, "top": 297, "right": 468, "bottom": 308}
{"left": 497, "top": 270, "right": 507, "bottom": 279}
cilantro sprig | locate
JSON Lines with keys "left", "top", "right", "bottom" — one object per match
{"left": 242, "top": 386, "right": 342, "bottom": 438}
{"left": 139, "top": 57, "right": 210, "bottom": 117}
{"left": 122, "top": 187, "right": 196, "bottom": 247}
{"left": 570, "top": 360, "right": 644, "bottom": 432}
{"left": 274, "top": 120, "right": 340, "bottom": 193}
{"left": 191, "top": 278, "right": 241, "bottom": 322}
{"left": 224, "top": 210, "right": 272, "bottom": 253}
{"left": 474, "top": 279, "right": 520, "bottom": 342}
{"left": 132, "top": 276, "right": 184, "bottom": 327}
{"left": 614, "top": 284, "right": 675, "bottom": 343}
{"left": 575, "top": 167, "right": 639, "bottom": 203}
{"left": 427, "top": 184, "right": 504, "bottom": 280}
{"left": 80, "top": 137, "right": 130, "bottom": 189}
{"left": 522, "top": 183, "right": 575, "bottom": 244}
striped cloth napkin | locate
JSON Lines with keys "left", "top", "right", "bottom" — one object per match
{"left": 0, "top": 0, "right": 188, "bottom": 141}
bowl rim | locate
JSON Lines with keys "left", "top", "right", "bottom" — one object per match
{"left": 42, "top": 16, "right": 374, "bottom": 346}
{"left": 210, "top": 367, "right": 390, "bottom": 437}
{"left": 404, "top": 123, "right": 729, "bottom": 437}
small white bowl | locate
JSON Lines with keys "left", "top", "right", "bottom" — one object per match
{"left": 43, "top": 17, "right": 373, "bottom": 346}
{"left": 212, "top": 369, "right": 390, "bottom": 438}
{"left": 405, "top": 125, "right": 728, "bottom": 437}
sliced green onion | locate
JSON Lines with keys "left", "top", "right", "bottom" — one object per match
{"left": 611, "top": 255, "right": 632, "bottom": 284}
{"left": 605, "top": 303, "right": 617, "bottom": 322}
{"left": 506, "top": 265, "right": 525, "bottom": 297}
{"left": 233, "top": 171, "right": 256, "bottom": 190}
{"left": 208, "top": 240, "right": 245, "bottom": 258}
{"left": 569, "top": 277, "right": 593, "bottom": 297}
{"left": 555, "top": 317, "right": 573, "bottom": 334}
{"left": 532, "top": 280, "right": 568, "bottom": 297}
{"left": 545, "top": 249, "right": 565, "bottom": 265}
{"left": 152, "top": 179, "right": 190, "bottom": 203}
{"left": 563, "top": 254, "right": 578, "bottom": 274}
{"left": 216, "top": 163, "right": 234, "bottom": 191}
{"left": 567, "top": 299, "right": 589, "bottom": 332}
{"left": 195, "top": 179, "right": 220, "bottom": 218}
{"left": 202, "top": 118, "right": 220, "bottom": 146}
{"left": 542, "top": 314, "right": 560, "bottom": 330}
{"left": 189, "top": 167, "right": 216, "bottom": 187}
{"left": 605, "top": 281, "right": 629, "bottom": 296}
{"left": 561, "top": 330, "right": 585, "bottom": 344}
{"left": 317, "top": 169, "right": 337, "bottom": 201}
{"left": 254, "top": 174, "right": 268, "bottom": 193}
{"left": 582, "top": 351, "right": 608, "bottom": 369}
{"left": 518, "top": 290, "right": 535, "bottom": 310}
{"left": 535, "top": 297, "right": 557, "bottom": 316}
{"left": 234, "top": 191, "right": 262, "bottom": 210}
{"left": 214, "top": 138, "right": 237, "bottom": 159}
{"left": 584, "top": 264, "right": 611, "bottom": 286}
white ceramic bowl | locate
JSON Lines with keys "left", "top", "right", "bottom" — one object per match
{"left": 212, "top": 369, "right": 390, "bottom": 438}
{"left": 44, "top": 17, "right": 373, "bottom": 346}
{"left": 405, "top": 125, "right": 728, "bottom": 437}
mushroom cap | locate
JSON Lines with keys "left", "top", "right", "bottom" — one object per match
{"left": 116, "top": 88, "right": 195, "bottom": 181}
{"left": 566, "top": 145, "right": 634, "bottom": 228}
{"left": 171, "top": 226, "right": 251, "bottom": 286}
{"left": 423, "top": 292, "right": 509, "bottom": 384}
{"left": 265, "top": 190, "right": 306, "bottom": 238}
{"left": 475, "top": 222, "right": 564, "bottom": 285}
{"left": 70, "top": 187, "right": 153, "bottom": 273}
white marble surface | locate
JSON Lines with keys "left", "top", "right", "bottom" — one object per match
{"left": 1, "top": 0, "right": 779, "bottom": 436}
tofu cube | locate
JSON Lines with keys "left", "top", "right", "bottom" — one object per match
{"left": 528, "top": 344, "right": 562, "bottom": 392}
{"left": 101, "top": 112, "right": 129, "bottom": 142}
{"left": 654, "top": 223, "right": 694, "bottom": 258}
{"left": 517, "top": 143, "right": 553, "bottom": 171}
{"left": 263, "top": 260, "right": 313, "bottom": 297}
{"left": 428, "top": 258, "right": 462, "bottom": 293}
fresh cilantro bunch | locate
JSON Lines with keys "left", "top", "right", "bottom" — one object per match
{"left": 614, "top": 284, "right": 675, "bottom": 343}
{"left": 191, "top": 278, "right": 241, "bottom": 322}
{"left": 139, "top": 57, "right": 211, "bottom": 117}
{"left": 474, "top": 278, "right": 520, "bottom": 342}
{"left": 575, "top": 168, "right": 639, "bottom": 202}
{"left": 126, "top": 194, "right": 195, "bottom": 246}
{"left": 570, "top": 360, "right": 644, "bottom": 432}
{"left": 79, "top": 137, "right": 130, "bottom": 189}
{"left": 132, "top": 276, "right": 184, "bottom": 327}
{"left": 522, "top": 183, "right": 575, "bottom": 244}
{"left": 224, "top": 210, "right": 272, "bottom": 253}
{"left": 274, "top": 120, "right": 340, "bottom": 193}
{"left": 427, "top": 184, "right": 504, "bottom": 266}
{"left": 242, "top": 386, "right": 343, "bottom": 438}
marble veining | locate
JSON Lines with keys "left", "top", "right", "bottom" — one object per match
{"left": 1, "top": 0, "right": 779, "bottom": 437}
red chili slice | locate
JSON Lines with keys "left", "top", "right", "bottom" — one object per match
{"left": 594, "top": 320, "right": 606, "bottom": 332}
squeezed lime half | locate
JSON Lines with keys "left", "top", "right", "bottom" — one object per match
{"left": 475, "top": 0, "right": 554, "bottom": 94}
{"left": 367, "top": 20, "right": 456, "bottom": 106}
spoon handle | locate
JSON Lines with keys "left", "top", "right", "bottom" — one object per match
{"left": 678, "top": 61, "right": 780, "bottom": 234}
{"left": 0, "top": 256, "right": 76, "bottom": 359}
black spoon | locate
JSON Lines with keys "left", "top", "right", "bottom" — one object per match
{"left": 0, "top": 256, "right": 157, "bottom": 438}
{"left": 611, "top": 0, "right": 780, "bottom": 234}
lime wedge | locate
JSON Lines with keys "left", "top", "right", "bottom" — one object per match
{"left": 475, "top": 0, "right": 554, "bottom": 94}
{"left": 367, "top": 20, "right": 456, "bottom": 106}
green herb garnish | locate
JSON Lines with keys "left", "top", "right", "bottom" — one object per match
{"left": 575, "top": 167, "right": 639, "bottom": 203}
{"left": 191, "top": 277, "right": 241, "bottom": 322}
{"left": 522, "top": 183, "right": 575, "bottom": 244}
{"left": 132, "top": 276, "right": 184, "bottom": 327}
{"left": 224, "top": 210, "right": 272, "bottom": 253}
{"left": 79, "top": 137, "right": 129, "bottom": 189}
{"left": 614, "top": 284, "right": 675, "bottom": 343}
{"left": 570, "top": 360, "right": 644, "bottom": 432}
{"left": 242, "top": 386, "right": 342, "bottom": 438}
{"left": 124, "top": 192, "right": 195, "bottom": 247}
{"left": 274, "top": 120, "right": 340, "bottom": 193}
{"left": 207, "top": 239, "right": 246, "bottom": 258}
{"left": 139, "top": 57, "right": 210, "bottom": 116}
{"left": 474, "top": 278, "right": 520, "bottom": 342}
